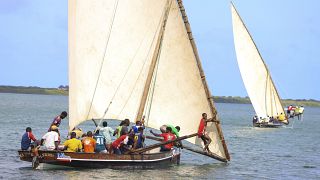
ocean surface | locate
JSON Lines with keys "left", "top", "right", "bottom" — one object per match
{"left": 0, "top": 93, "right": 319, "bottom": 179}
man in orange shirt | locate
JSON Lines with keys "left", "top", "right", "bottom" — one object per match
{"left": 82, "top": 131, "right": 96, "bottom": 153}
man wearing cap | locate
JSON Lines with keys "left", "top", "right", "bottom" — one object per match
{"left": 41, "top": 125, "right": 60, "bottom": 150}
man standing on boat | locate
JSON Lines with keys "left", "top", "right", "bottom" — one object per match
{"left": 197, "top": 113, "right": 215, "bottom": 154}
{"left": 48, "top": 111, "right": 68, "bottom": 131}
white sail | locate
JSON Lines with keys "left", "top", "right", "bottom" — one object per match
{"left": 69, "top": 0, "right": 167, "bottom": 130}
{"left": 143, "top": 1, "right": 227, "bottom": 160}
{"left": 231, "top": 3, "right": 286, "bottom": 122}
{"left": 69, "top": 0, "right": 229, "bottom": 161}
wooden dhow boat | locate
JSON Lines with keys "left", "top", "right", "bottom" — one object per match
{"left": 231, "top": 3, "right": 293, "bottom": 128}
{"left": 18, "top": 149, "right": 180, "bottom": 169}
{"left": 19, "top": 0, "right": 230, "bottom": 168}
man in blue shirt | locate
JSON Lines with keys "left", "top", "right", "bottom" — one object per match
{"left": 94, "top": 129, "right": 107, "bottom": 153}
{"left": 21, "top": 127, "right": 38, "bottom": 150}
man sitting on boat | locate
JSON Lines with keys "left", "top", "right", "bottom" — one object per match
{"left": 70, "top": 127, "right": 83, "bottom": 139}
{"left": 111, "top": 132, "right": 131, "bottom": 154}
{"left": 150, "top": 126, "right": 176, "bottom": 152}
{"left": 132, "top": 127, "right": 145, "bottom": 149}
{"left": 277, "top": 113, "right": 286, "bottom": 122}
{"left": 99, "top": 121, "right": 114, "bottom": 152}
{"left": 21, "top": 127, "right": 38, "bottom": 150}
{"left": 252, "top": 115, "right": 259, "bottom": 124}
{"left": 113, "top": 119, "right": 130, "bottom": 138}
{"left": 94, "top": 129, "right": 108, "bottom": 153}
{"left": 63, "top": 132, "right": 82, "bottom": 152}
{"left": 40, "top": 125, "right": 60, "bottom": 150}
{"left": 82, "top": 131, "right": 96, "bottom": 153}
{"left": 131, "top": 120, "right": 144, "bottom": 134}
{"left": 165, "top": 124, "right": 183, "bottom": 148}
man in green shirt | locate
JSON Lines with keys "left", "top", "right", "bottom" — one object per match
{"left": 166, "top": 124, "right": 182, "bottom": 148}
{"left": 166, "top": 125, "right": 180, "bottom": 137}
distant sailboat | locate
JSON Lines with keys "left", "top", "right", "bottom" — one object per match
{"left": 19, "top": 0, "right": 230, "bottom": 168}
{"left": 231, "top": 3, "right": 289, "bottom": 128}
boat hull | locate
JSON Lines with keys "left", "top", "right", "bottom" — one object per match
{"left": 253, "top": 122, "right": 285, "bottom": 128}
{"left": 18, "top": 149, "right": 180, "bottom": 169}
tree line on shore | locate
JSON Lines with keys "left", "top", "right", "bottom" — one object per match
{"left": 0, "top": 85, "right": 319, "bottom": 107}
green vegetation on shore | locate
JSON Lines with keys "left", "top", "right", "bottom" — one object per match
{"left": 0, "top": 86, "right": 319, "bottom": 107}
{"left": 0, "top": 86, "right": 68, "bottom": 96}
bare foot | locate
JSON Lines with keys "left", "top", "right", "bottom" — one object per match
{"left": 207, "top": 149, "right": 212, "bottom": 154}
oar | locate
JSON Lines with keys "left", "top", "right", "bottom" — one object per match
{"left": 145, "top": 135, "right": 227, "bottom": 162}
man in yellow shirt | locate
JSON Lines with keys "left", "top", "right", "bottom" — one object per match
{"left": 278, "top": 113, "right": 286, "bottom": 121}
{"left": 64, "top": 132, "right": 82, "bottom": 152}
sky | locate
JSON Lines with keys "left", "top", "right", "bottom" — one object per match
{"left": 0, "top": 0, "right": 319, "bottom": 100}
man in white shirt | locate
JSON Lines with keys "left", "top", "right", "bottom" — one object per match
{"left": 41, "top": 125, "right": 60, "bottom": 150}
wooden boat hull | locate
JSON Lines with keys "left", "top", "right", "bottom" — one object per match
{"left": 18, "top": 149, "right": 180, "bottom": 169}
{"left": 253, "top": 122, "right": 285, "bottom": 128}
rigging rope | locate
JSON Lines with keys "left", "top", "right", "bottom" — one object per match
{"left": 85, "top": 0, "right": 120, "bottom": 121}
{"left": 144, "top": 48, "right": 162, "bottom": 127}
{"left": 116, "top": 6, "right": 168, "bottom": 119}
{"left": 96, "top": 0, "right": 169, "bottom": 129}
{"left": 95, "top": 15, "right": 158, "bottom": 128}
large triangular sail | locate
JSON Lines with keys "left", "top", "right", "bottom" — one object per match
{"left": 231, "top": 3, "right": 286, "bottom": 123}
{"left": 68, "top": 0, "right": 229, "bottom": 162}
{"left": 69, "top": 0, "right": 167, "bottom": 130}
{"left": 142, "top": 0, "right": 229, "bottom": 161}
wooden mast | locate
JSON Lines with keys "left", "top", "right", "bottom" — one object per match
{"left": 177, "top": 0, "right": 230, "bottom": 161}
{"left": 135, "top": 0, "right": 171, "bottom": 122}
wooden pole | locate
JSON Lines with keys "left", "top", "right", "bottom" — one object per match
{"left": 145, "top": 135, "right": 227, "bottom": 162}
{"left": 135, "top": 1, "right": 171, "bottom": 122}
{"left": 129, "top": 133, "right": 197, "bottom": 154}
{"left": 176, "top": 0, "right": 230, "bottom": 161}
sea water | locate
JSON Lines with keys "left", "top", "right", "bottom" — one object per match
{"left": 0, "top": 93, "right": 319, "bottom": 179}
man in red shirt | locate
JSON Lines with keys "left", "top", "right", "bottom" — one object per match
{"left": 198, "top": 113, "right": 215, "bottom": 153}
{"left": 111, "top": 133, "right": 130, "bottom": 154}
{"left": 150, "top": 127, "right": 176, "bottom": 152}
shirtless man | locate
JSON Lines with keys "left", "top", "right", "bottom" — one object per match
{"left": 197, "top": 113, "right": 215, "bottom": 153}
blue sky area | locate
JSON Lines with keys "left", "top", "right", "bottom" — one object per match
{"left": 0, "top": 0, "right": 319, "bottom": 100}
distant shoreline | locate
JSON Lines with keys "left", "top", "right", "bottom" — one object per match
{"left": 1, "top": 85, "right": 319, "bottom": 107}
{"left": 0, "top": 85, "right": 68, "bottom": 96}
{"left": 213, "top": 96, "right": 320, "bottom": 107}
